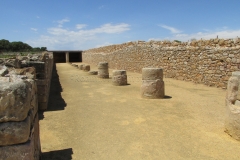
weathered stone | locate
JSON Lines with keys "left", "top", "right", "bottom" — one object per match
{"left": 225, "top": 76, "right": 240, "bottom": 140}
{"left": 5, "top": 59, "right": 21, "bottom": 68}
{"left": 78, "top": 64, "right": 84, "bottom": 70}
{"left": 0, "top": 115, "right": 31, "bottom": 146}
{"left": 83, "top": 64, "right": 90, "bottom": 72}
{"left": 0, "top": 65, "right": 8, "bottom": 76}
{"left": 232, "top": 71, "right": 240, "bottom": 100}
{"left": 0, "top": 114, "right": 40, "bottom": 160}
{"left": 88, "top": 71, "right": 98, "bottom": 75}
{"left": 142, "top": 68, "right": 163, "bottom": 80}
{"left": 141, "top": 79, "right": 165, "bottom": 99}
{"left": 112, "top": 70, "right": 127, "bottom": 86}
{"left": 0, "top": 81, "right": 32, "bottom": 122}
{"left": 98, "top": 62, "right": 109, "bottom": 78}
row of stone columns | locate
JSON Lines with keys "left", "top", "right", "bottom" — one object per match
{"left": 71, "top": 62, "right": 165, "bottom": 99}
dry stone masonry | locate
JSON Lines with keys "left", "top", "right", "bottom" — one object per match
{"left": 141, "top": 68, "right": 165, "bottom": 99}
{"left": 98, "top": 62, "right": 109, "bottom": 78}
{"left": 0, "top": 52, "right": 53, "bottom": 159}
{"left": 112, "top": 70, "right": 127, "bottom": 86}
{"left": 0, "top": 67, "right": 41, "bottom": 160}
{"left": 83, "top": 38, "right": 240, "bottom": 89}
{"left": 225, "top": 71, "right": 240, "bottom": 140}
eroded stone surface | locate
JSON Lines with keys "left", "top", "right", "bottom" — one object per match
{"left": 142, "top": 68, "right": 163, "bottom": 80}
{"left": 141, "top": 79, "right": 165, "bottom": 99}
{"left": 78, "top": 64, "right": 84, "bottom": 70}
{"left": 0, "top": 115, "right": 40, "bottom": 160}
{"left": 88, "top": 71, "right": 98, "bottom": 75}
{"left": 83, "top": 65, "right": 90, "bottom": 72}
{"left": 0, "top": 115, "right": 31, "bottom": 146}
{"left": 98, "top": 62, "right": 109, "bottom": 78}
{"left": 0, "top": 80, "right": 32, "bottom": 122}
{"left": 112, "top": 70, "right": 127, "bottom": 86}
{"left": 225, "top": 75, "right": 240, "bottom": 140}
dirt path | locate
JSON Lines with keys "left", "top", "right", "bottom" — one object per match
{"left": 40, "top": 63, "right": 240, "bottom": 160}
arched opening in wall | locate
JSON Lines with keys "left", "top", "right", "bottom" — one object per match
{"left": 69, "top": 52, "right": 82, "bottom": 62}
{"left": 53, "top": 52, "right": 66, "bottom": 63}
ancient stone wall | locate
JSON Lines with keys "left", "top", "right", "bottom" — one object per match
{"left": 0, "top": 52, "right": 53, "bottom": 159}
{"left": 25, "top": 52, "right": 54, "bottom": 110}
{"left": 0, "top": 67, "right": 41, "bottom": 160}
{"left": 83, "top": 38, "right": 240, "bottom": 88}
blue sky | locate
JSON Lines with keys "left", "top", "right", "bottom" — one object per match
{"left": 1, "top": 0, "right": 240, "bottom": 50}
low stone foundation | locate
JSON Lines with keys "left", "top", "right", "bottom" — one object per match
{"left": 0, "top": 67, "right": 41, "bottom": 160}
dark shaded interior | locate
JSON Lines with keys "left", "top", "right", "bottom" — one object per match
{"left": 69, "top": 52, "right": 82, "bottom": 62}
{"left": 53, "top": 52, "right": 66, "bottom": 63}
{"left": 52, "top": 51, "right": 82, "bottom": 63}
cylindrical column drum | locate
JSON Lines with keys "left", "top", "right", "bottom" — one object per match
{"left": 141, "top": 68, "right": 165, "bottom": 99}
{"left": 112, "top": 70, "right": 127, "bottom": 86}
{"left": 98, "top": 62, "right": 109, "bottom": 78}
{"left": 225, "top": 72, "right": 240, "bottom": 141}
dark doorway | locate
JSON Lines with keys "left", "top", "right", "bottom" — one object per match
{"left": 69, "top": 52, "right": 82, "bottom": 62}
{"left": 53, "top": 52, "right": 66, "bottom": 63}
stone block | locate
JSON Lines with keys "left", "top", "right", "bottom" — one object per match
{"left": 0, "top": 115, "right": 31, "bottom": 146}
{"left": 0, "top": 115, "right": 40, "bottom": 160}
{"left": 0, "top": 65, "right": 8, "bottom": 76}
{"left": 0, "top": 81, "right": 32, "bottom": 122}
{"left": 142, "top": 68, "right": 163, "bottom": 80}
{"left": 78, "top": 64, "right": 84, "bottom": 70}
{"left": 88, "top": 71, "right": 98, "bottom": 75}
{"left": 83, "top": 65, "right": 90, "bottom": 72}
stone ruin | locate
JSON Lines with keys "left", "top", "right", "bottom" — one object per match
{"left": 225, "top": 71, "right": 240, "bottom": 140}
{"left": 0, "top": 52, "right": 53, "bottom": 160}
{"left": 141, "top": 68, "right": 165, "bottom": 99}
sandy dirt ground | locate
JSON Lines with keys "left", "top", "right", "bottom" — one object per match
{"left": 39, "top": 63, "right": 240, "bottom": 160}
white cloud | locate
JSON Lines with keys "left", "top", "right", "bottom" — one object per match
{"left": 76, "top": 24, "right": 87, "bottom": 29}
{"left": 30, "top": 28, "right": 38, "bottom": 31}
{"left": 56, "top": 18, "right": 70, "bottom": 27}
{"left": 36, "top": 16, "right": 40, "bottom": 19}
{"left": 27, "top": 22, "right": 130, "bottom": 50}
{"left": 150, "top": 28, "right": 240, "bottom": 42}
{"left": 95, "top": 42, "right": 112, "bottom": 48}
{"left": 159, "top": 24, "right": 182, "bottom": 34}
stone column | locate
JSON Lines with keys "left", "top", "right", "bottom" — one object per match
{"left": 112, "top": 70, "right": 127, "bottom": 86}
{"left": 141, "top": 68, "right": 165, "bottom": 99}
{"left": 66, "top": 52, "right": 69, "bottom": 63}
{"left": 225, "top": 71, "right": 240, "bottom": 140}
{"left": 98, "top": 62, "right": 109, "bottom": 78}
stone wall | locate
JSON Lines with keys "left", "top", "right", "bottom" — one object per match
{"left": 83, "top": 38, "right": 240, "bottom": 88}
{"left": 0, "top": 67, "right": 41, "bottom": 160}
{"left": 25, "top": 52, "right": 54, "bottom": 110}
{"left": 0, "top": 52, "right": 53, "bottom": 159}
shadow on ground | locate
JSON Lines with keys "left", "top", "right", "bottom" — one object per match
{"left": 41, "top": 148, "right": 73, "bottom": 160}
{"left": 39, "top": 63, "right": 67, "bottom": 120}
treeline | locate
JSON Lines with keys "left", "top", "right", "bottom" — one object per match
{"left": 0, "top": 39, "right": 47, "bottom": 52}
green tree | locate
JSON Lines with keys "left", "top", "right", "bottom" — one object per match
{"left": 0, "top": 39, "right": 11, "bottom": 51}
